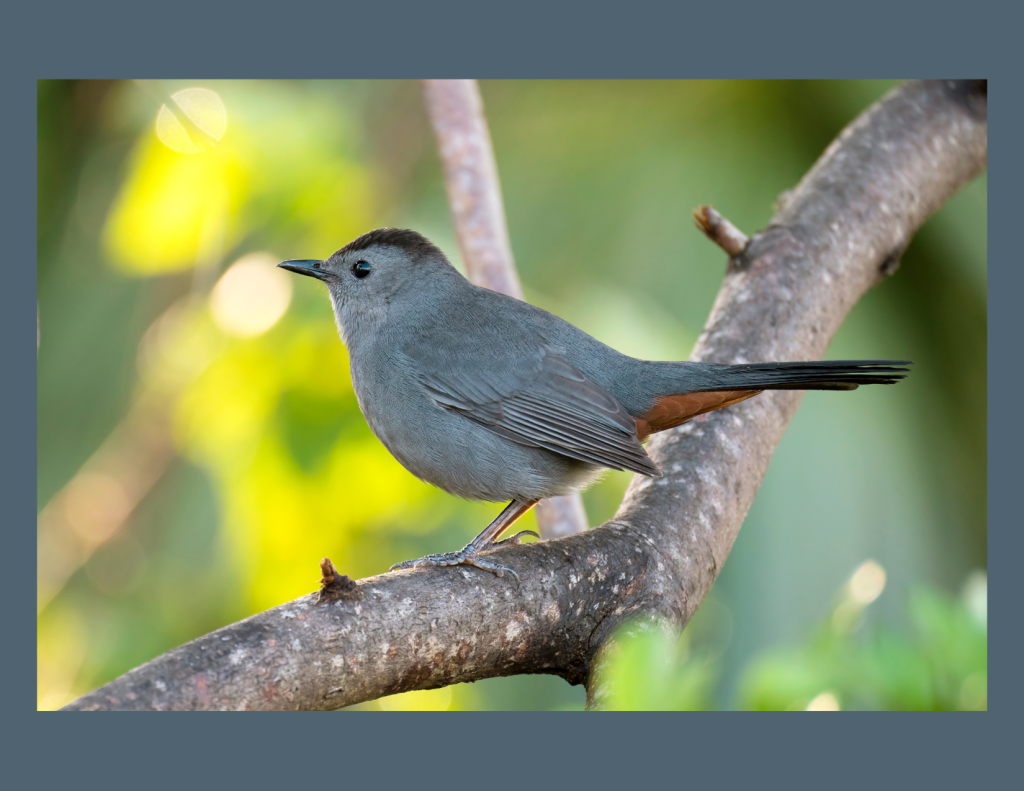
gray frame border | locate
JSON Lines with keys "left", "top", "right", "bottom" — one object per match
{"left": 8, "top": 0, "right": 1013, "bottom": 786}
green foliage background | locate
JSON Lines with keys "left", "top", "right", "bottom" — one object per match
{"left": 37, "top": 80, "right": 986, "bottom": 710}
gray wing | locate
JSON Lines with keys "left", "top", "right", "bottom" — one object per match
{"left": 419, "top": 346, "right": 662, "bottom": 477}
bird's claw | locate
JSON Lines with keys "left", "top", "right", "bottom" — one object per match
{"left": 390, "top": 553, "right": 451, "bottom": 572}
{"left": 389, "top": 548, "right": 521, "bottom": 586}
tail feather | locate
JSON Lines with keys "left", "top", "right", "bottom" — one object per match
{"left": 698, "top": 360, "right": 912, "bottom": 391}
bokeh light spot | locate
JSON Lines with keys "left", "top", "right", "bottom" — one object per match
{"left": 210, "top": 253, "right": 293, "bottom": 338}
{"left": 62, "top": 471, "right": 132, "bottom": 547}
{"left": 849, "top": 559, "right": 886, "bottom": 605}
{"left": 962, "top": 570, "right": 987, "bottom": 628}
{"left": 157, "top": 88, "right": 227, "bottom": 153}
{"left": 805, "top": 691, "right": 840, "bottom": 711}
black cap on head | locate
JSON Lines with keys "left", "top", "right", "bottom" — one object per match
{"left": 338, "top": 228, "right": 443, "bottom": 260}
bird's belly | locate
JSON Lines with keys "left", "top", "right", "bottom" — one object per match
{"left": 362, "top": 398, "right": 599, "bottom": 501}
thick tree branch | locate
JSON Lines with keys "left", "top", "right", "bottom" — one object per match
{"left": 422, "top": 78, "right": 588, "bottom": 539}
{"left": 64, "top": 80, "right": 986, "bottom": 711}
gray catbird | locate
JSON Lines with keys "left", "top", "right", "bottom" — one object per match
{"left": 279, "top": 228, "right": 910, "bottom": 581}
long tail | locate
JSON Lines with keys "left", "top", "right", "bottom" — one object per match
{"left": 696, "top": 360, "right": 912, "bottom": 391}
{"left": 634, "top": 359, "right": 911, "bottom": 442}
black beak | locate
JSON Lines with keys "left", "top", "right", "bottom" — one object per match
{"left": 278, "top": 259, "right": 329, "bottom": 281}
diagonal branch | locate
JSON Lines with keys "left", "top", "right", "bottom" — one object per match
{"left": 422, "top": 79, "right": 589, "bottom": 540}
{"left": 63, "top": 80, "right": 986, "bottom": 711}
{"left": 422, "top": 79, "right": 523, "bottom": 300}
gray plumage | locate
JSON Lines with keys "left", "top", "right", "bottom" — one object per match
{"left": 325, "top": 241, "right": 664, "bottom": 500}
{"left": 278, "top": 228, "right": 909, "bottom": 578}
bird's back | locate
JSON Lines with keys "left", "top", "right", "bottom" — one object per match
{"left": 454, "top": 285, "right": 702, "bottom": 417}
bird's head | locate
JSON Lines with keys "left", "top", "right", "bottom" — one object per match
{"left": 279, "top": 228, "right": 460, "bottom": 344}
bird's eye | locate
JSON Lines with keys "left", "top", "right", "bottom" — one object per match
{"left": 353, "top": 261, "right": 371, "bottom": 279}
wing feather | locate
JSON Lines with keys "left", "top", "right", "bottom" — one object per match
{"left": 420, "top": 347, "right": 662, "bottom": 477}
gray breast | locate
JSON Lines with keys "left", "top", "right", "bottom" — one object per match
{"left": 353, "top": 358, "right": 591, "bottom": 501}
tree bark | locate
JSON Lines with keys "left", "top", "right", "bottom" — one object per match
{"left": 63, "top": 79, "right": 986, "bottom": 712}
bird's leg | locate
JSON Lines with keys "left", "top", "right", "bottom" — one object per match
{"left": 390, "top": 498, "right": 540, "bottom": 582}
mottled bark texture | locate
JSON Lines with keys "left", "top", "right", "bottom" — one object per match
{"left": 422, "top": 78, "right": 589, "bottom": 539}
{"left": 64, "top": 80, "right": 986, "bottom": 712}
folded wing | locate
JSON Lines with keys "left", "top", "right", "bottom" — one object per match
{"left": 419, "top": 346, "right": 662, "bottom": 477}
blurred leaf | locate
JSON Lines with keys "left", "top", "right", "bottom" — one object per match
{"left": 740, "top": 652, "right": 827, "bottom": 711}
{"left": 738, "top": 572, "right": 987, "bottom": 711}
{"left": 595, "top": 620, "right": 716, "bottom": 711}
{"left": 864, "top": 633, "right": 933, "bottom": 710}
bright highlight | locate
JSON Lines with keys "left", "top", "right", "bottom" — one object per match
{"left": 157, "top": 88, "right": 227, "bottom": 153}
{"left": 849, "top": 560, "right": 886, "bottom": 605}
{"left": 210, "top": 253, "right": 293, "bottom": 338}
{"left": 805, "top": 692, "right": 840, "bottom": 711}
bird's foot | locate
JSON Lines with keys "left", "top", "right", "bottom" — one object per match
{"left": 389, "top": 543, "right": 525, "bottom": 584}
{"left": 389, "top": 499, "right": 540, "bottom": 584}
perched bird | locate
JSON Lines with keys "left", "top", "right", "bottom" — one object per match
{"left": 280, "top": 228, "right": 909, "bottom": 581}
